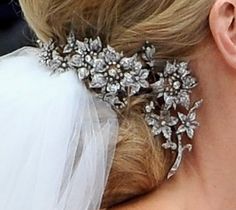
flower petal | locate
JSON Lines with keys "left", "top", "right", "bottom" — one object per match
{"left": 164, "top": 61, "right": 177, "bottom": 75}
{"left": 177, "top": 62, "right": 188, "bottom": 75}
{"left": 104, "top": 45, "right": 122, "bottom": 63}
{"left": 151, "top": 78, "right": 165, "bottom": 93}
{"left": 164, "top": 94, "right": 175, "bottom": 109}
{"left": 89, "top": 37, "right": 102, "bottom": 52}
{"left": 169, "top": 116, "right": 179, "bottom": 126}
{"left": 75, "top": 40, "right": 88, "bottom": 55}
{"left": 186, "top": 128, "right": 194, "bottom": 139}
{"left": 182, "top": 75, "right": 197, "bottom": 89}
{"left": 188, "top": 112, "right": 197, "bottom": 121}
{"left": 77, "top": 67, "right": 90, "bottom": 80}
{"left": 139, "top": 69, "right": 150, "bottom": 80}
{"left": 152, "top": 126, "right": 162, "bottom": 136}
{"left": 162, "top": 126, "right": 172, "bottom": 139}
{"left": 142, "top": 45, "right": 156, "bottom": 61}
{"left": 130, "top": 83, "right": 141, "bottom": 95}
{"left": 176, "top": 124, "right": 186, "bottom": 134}
{"left": 179, "top": 91, "right": 190, "bottom": 109}
{"left": 70, "top": 54, "right": 84, "bottom": 67}
{"left": 106, "top": 83, "right": 120, "bottom": 93}
{"left": 93, "top": 58, "right": 106, "bottom": 72}
{"left": 120, "top": 55, "right": 137, "bottom": 70}
{"left": 121, "top": 72, "right": 133, "bottom": 87}
{"left": 178, "top": 112, "right": 187, "bottom": 123}
{"left": 138, "top": 79, "right": 149, "bottom": 88}
{"left": 90, "top": 74, "right": 107, "bottom": 88}
{"left": 191, "top": 121, "right": 200, "bottom": 128}
{"left": 133, "top": 61, "right": 143, "bottom": 72}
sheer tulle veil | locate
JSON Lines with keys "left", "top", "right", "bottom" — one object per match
{"left": 0, "top": 47, "right": 118, "bottom": 210}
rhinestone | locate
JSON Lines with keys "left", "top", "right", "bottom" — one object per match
{"left": 108, "top": 68, "right": 117, "bottom": 77}
{"left": 173, "top": 81, "right": 181, "bottom": 90}
{"left": 186, "top": 122, "right": 190, "bottom": 127}
{"left": 145, "top": 105, "right": 152, "bottom": 113}
{"left": 161, "top": 121, "right": 166, "bottom": 126}
{"left": 85, "top": 55, "right": 92, "bottom": 62}
{"left": 62, "top": 63, "right": 67, "bottom": 67}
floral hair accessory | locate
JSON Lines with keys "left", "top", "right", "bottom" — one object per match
{"left": 38, "top": 32, "right": 203, "bottom": 179}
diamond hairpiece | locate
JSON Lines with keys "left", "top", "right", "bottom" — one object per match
{"left": 38, "top": 32, "right": 203, "bottom": 179}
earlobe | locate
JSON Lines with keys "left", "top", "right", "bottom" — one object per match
{"left": 209, "top": 0, "right": 236, "bottom": 69}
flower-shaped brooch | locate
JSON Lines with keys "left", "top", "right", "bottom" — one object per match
{"left": 38, "top": 32, "right": 203, "bottom": 178}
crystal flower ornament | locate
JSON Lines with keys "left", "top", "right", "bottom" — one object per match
{"left": 38, "top": 32, "right": 203, "bottom": 179}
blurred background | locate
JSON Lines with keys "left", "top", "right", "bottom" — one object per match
{"left": 0, "top": 0, "right": 34, "bottom": 56}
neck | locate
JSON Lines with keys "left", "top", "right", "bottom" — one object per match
{"left": 173, "top": 46, "right": 236, "bottom": 210}
{"left": 110, "top": 44, "right": 236, "bottom": 210}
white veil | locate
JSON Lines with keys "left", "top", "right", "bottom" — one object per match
{"left": 0, "top": 47, "right": 118, "bottom": 210}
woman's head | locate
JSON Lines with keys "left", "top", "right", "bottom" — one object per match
{"left": 19, "top": 0, "right": 215, "bottom": 208}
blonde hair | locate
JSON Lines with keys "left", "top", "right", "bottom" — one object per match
{"left": 19, "top": 0, "right": 214, "bottom": 208}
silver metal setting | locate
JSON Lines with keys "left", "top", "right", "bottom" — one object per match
{"left": 38, "top": 32, "right": 203, "bottom": 179}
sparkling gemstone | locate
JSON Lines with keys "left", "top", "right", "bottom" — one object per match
{"left": 62, "top": 63, "right": 67, "bottom": 68}
{"left": 108, "top": 68, "right": 117, "bottom": 77}
{"left": 161, "top": 121, "right": 166, "bottom": 126}
{"left": 85, "top": 55, "right": 92, "bottom": 63}
{"left": 173, "top": 81, "right": 181, "bottom": 90}
{"left": 186, "top": 122, "right": 191, "bottom": 127}
{"left": 145, "top": 106, "right": 152, "bottom": 113}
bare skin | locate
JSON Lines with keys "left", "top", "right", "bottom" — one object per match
{"left": 111, "top": 0, "right": 236, "bottom": 209}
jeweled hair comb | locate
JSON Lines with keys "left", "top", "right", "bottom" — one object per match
{"left": 38, "top": 32, "right": 203, "bottom": 178}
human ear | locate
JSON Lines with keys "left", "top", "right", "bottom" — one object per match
{"left": 209, "top": 0, "right": 236, "bottom": 69}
